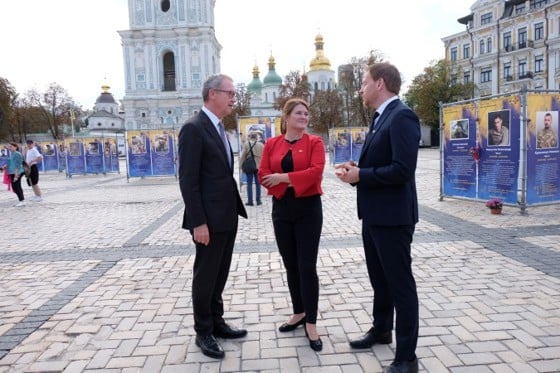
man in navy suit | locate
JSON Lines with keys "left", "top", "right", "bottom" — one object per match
{"left": 178, "top": 74, "right": 248, "bottom": 359}
{"left": 336, "top": 63, "right": 420, "bottom": 373}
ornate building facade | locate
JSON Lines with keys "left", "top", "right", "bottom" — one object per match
{"left": 442, "top": 0, "right": 560, "bottom": 97}
{"left": 86, "top": 84, "right": 125, "bottom": 131}
{"left": 118, "top": 0, "right": 221, "bottom": 130}
{"left": 246, "top": 33, "right": 336, "bottom": 117}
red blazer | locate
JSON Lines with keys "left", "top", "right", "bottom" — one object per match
{"left": 258, "top": 133, "right": 325, "bottom": 199}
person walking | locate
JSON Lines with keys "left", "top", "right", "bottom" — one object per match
{"left": 239, "top": 131, "right": 264, "bottom": 205}
{"left": 25, "top": 140, "right": 43, "bottom": 201}
{"left": 336, "top": 62, "right": 421, "bottom": 373}
{"left": 258, "top": 98, "right": 326, "bottom": 351}
{"left": 5, "top": 142, "right": 26, "bottom": 207}
{"left": 178, "top": 74, "right": 248, "bottom": 360}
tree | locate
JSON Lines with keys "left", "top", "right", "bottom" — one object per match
{"left": 404, "top": 59, "right": 475, "bottom": 130}
{"left": 340, "top": 50, "right": 385, "bottom": 127}
{"left": 0, "top": 77, "right": 18, "bottom": 141}
{"left": 223, "top": 83, "right": 250, "bottom": 131}
{"left": 274, "top": 71, "right": 311, "bottom": 112}
{"left": 309, "top": 89, "right": 343, "bottom": 134}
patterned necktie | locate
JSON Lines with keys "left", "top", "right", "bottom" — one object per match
{"left": 369, "top": 111, "right": 380, "bottom": 133}
{"left": 218, "top": 122, "right": 231, "bottom": 167}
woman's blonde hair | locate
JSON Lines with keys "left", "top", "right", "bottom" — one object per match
{"left": 281, "top": 98, "right": 309, "bottom": 134}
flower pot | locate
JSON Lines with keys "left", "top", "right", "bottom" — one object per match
{"left": 490, "top": 208, "right": 502, "bottom": 215}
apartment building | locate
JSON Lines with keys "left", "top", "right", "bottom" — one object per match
{"left": 442, "top": 0, "right": 560, "bottom": 97}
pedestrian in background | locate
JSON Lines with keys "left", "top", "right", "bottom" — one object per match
{"left": 239, "top": 131, "right": 264, "bottom": 206}
{"left": 5, "top": 142, "right": 26, "bottom": 207}
{"left": 25, "top": 140, "right": 43, "bottom": 202}
{"left": 178, "top": 74, "right": 248, "bottom": 360}
{"left": 258, "top": 97, "right": 326, "bottom": 351}
{"left": 336, "top": 62, "right": 421, "bottom": 373}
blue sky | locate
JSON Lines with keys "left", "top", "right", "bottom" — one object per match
{"left": 0, "top": 0, "right": 474, "bottom": 108}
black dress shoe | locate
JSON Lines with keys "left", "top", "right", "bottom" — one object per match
{"left": 213, "top": 324, "right": 248, "bottom": 339}
{"left": 278, "top": 317, "right": 306, "bottom": 332}
{"left": 246, "top": 202, "right": 254, "bottom": 206}
{"left": 195, "top": 334, "right": 224, "bottom": 359}
{"left": 349, "top": 327, "right": 392, "bottom": 349}
{"left": 384, "top": 358, "right": 418, "bottom": 373}
{"left": 256, "top": 201, "right": 262, "bottom": 205}
{"left": 305, "top": 326, "right": 323, "bottom": 352}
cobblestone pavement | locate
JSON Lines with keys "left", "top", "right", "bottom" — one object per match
{"left": 0, "top": 148, "right": 559, "bottom": 373}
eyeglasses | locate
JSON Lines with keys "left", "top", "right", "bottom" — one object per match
{"left": 213, "top": 88, "right": 236, "bottom": 98}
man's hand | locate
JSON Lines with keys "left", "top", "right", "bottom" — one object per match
{"left": 193, "top": 224, "right": 210, "bottom": 246}
{"left": 335, "top": 161, "right": 360, "bottom": 184}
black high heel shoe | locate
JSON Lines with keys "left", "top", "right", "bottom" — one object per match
{"left": 278, "top": 316, "right": 306, "bottom": 332}
{"left": 305, "top": 324, "right": 323, "bottom": 352}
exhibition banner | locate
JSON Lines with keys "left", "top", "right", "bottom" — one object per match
{"left": 442, "top": 103, "right": 477, "bottom": 198}
{"left": 526, "top": 94, "right": 560, "bottom": 204}
{"left": 477, "top": 97, "right": 521, "bottom": 204}
{"left": 126, "top": 130, "right": 176, "bottom": 178}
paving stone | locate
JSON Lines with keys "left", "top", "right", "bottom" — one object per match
{"left": 0, "top": 150, "right": 558, "bottom": 372}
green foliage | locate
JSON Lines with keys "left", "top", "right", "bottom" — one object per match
{"left": 309, "top": 90, "right": 343, "bottom": 134}
{"left": 0, "top": 77, "right": 18, "bottom": 141}
{"left": 223, "top": 83, "right": 250, "bottom": 131}
{"left": 404, "top": 59, "right": 475, "bottom": 130}
{"left": 274, "top": 71, "right": 311, "bottom": 112}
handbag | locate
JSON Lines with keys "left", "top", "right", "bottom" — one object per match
{"left": 241, "top": 141, "right": 258, "bottom": 174}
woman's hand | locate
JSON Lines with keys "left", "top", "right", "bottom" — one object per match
{"left": 261, "top": 173, "right": 283, "bottom": 188}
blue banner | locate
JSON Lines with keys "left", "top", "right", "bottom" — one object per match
{"left": 442, "top": 104, "right": 478, "bottom": 198}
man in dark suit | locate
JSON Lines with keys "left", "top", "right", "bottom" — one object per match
{"left": 178, "top": 74, "right": 248, "bottom": 359}
{"left": 336, "top": 63, "right": 420, "bottom": 373}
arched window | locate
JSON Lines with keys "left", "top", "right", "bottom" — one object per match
{"left": 161, "top": 0, "right": 170, "bottom": 12}
{"left": 163, "top": 52, "right": 176, "bottom": 91}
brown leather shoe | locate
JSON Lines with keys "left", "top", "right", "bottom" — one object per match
{"left": 349, "top": 327, "right": 392, "bottom": 349}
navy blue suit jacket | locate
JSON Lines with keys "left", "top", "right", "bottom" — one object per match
{"left": 357, "top": 99, "right": 420, "bottom": 226}
{"left": 178, "top": 111, "right": 247, "bottom": 232}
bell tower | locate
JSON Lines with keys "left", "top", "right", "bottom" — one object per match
{"left": 118, "top": 0, "right": 221, "bottom": 130}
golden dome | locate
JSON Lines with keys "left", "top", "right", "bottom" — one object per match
{"left": 309, "top": 33, "right": 331, "bottom": 71}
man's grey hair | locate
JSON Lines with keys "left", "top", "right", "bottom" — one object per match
{"left": 202, "top": 74, "right": 233, "bottom": 102}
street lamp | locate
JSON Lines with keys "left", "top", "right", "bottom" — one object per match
{"left": 69, "top": 110, "right": 76, "bottom": 137}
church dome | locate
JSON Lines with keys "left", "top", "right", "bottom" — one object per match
{"left": 309, "top": 33, "right": 331, "bottom": 71}
{"left": 263, "top": 55, "right": 283, "bottom": 86}
{"left": 95, "top": 84, "right": 117, "bottom": 104}
{"left": 247, "top": 64, "right": 263, "bottom": 93}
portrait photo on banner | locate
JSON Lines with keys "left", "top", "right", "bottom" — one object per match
{"left": 487, "top": 109, "right": 511, "bottom": 147}
{"left": 535, "top": 111, "right": 559, "bottom": 149}
{"left": 451, "top": 119, "right": 469, "bottom": 140}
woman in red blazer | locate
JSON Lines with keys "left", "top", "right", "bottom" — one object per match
{"left": 258, "top": 98, "right": 326, "bottom": 351}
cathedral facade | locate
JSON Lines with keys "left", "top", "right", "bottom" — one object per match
{"left": 246, "top": 33, "right": 336, "bottom": 117}
{"left": 118, "top": 0, "right": 221, "bottom": 130}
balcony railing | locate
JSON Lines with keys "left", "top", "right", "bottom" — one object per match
{"left": 504, "top": 72, "right": 534, "bottom": 82}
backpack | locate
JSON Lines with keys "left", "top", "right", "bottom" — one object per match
{"left": 241, "top": 141, "right": 258, "bottom": 174}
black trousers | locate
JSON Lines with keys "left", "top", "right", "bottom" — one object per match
{"left": 272, "top": 189, "right": 322, "bottom": 323}
{"left": 29, "top": 164, "right": 39, "bottom": 185}
{"left": 362, "top": 222, "right": 418, "bottom": 362}
{"left": 191, "top": 221, "right": 238, "bottom": 336}
{"left": 9, "top": 174, "right": 24, "bottom": 201}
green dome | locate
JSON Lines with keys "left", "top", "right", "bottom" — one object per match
{"left": 263, "top": 55, "right": 283, "bottom": 86}
{"left": 247, "top": 64, "right": 263, "bottom": 93}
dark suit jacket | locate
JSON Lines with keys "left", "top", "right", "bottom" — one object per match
{"left": 357, "top": 99, "right": 420, "bottom": 226}
{"left": 178, "top": 111, "right": 247, "bottom": 232}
